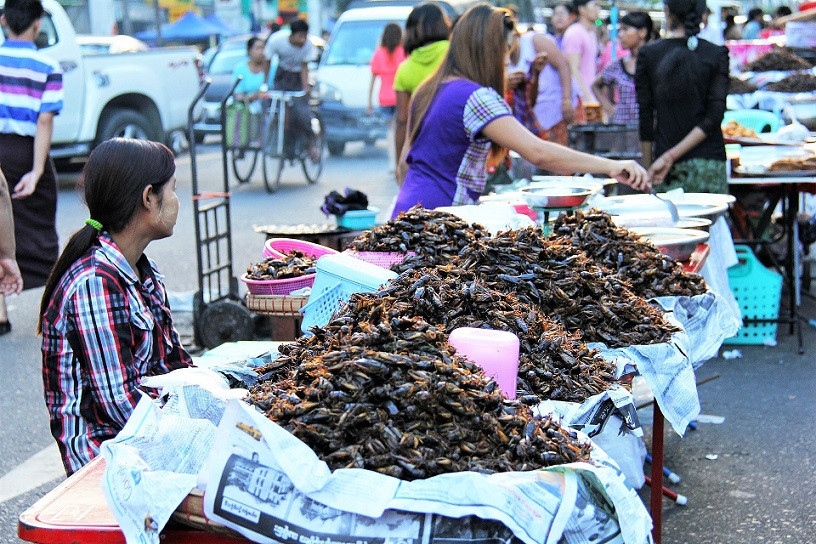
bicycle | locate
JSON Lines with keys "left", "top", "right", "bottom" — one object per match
{"left": 258, "top": 89, "right": 324, "bottom": 193}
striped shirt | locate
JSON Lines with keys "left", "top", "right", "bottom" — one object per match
{"left": 41, "top": 233, "right": 193, "bottom": 475}
{"left": 0, "top": 39, "right": 63, "bottom": 136}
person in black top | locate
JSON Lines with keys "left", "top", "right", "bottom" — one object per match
{"left": 635, "top": 0, "right": 729, "bottom": 193}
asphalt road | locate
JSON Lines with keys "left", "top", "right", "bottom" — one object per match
{"left": 1, "top": 141, "right": 814, "bottom": 543}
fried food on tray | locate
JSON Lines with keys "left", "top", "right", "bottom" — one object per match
{"left": 722, "top": 120, "right": 760, "bottom": 140}
{"left": 768, "top": 155, "right": 816, "bottom": 172}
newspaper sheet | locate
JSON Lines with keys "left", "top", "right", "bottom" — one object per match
{"left": 101, "top": 380, "right": 237, "bottom": 544}
{"left": 101, "top": 395, "right": 218, "bottom": 544}
{"left": 652, "top": 291, "right": 741, "bottom": 368}
{"left": 203, "top": 399, "right": 651, "bottom": 544}
{"left": 589, "top": 315, "right": 699, "bottom": 436}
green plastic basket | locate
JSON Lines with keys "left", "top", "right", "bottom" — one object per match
{"left": 723, "top": 245, "right": 782, "bottom": 345}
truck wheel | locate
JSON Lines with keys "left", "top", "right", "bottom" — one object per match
{"left": 327, "top": 141, "right": 345, "bottom": 157}
{"left": 96, "top": 109, "right": 159, "bottom": 145}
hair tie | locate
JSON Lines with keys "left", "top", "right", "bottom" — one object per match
{"left": 85, "top": 218, "right": 103, "bottom": 231}
{"left": 687, "top": 35, "right": 698, "bottom": 51}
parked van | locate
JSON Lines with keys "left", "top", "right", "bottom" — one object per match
{"left": 317, "top": 0, "right": 477, "bottom": 156}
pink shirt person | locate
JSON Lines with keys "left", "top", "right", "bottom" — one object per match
{"left": 370, "top": 45, "right": 405, "bottom": 107}
{"left": 562, "top": 22, "right": 598, "bottom": 101}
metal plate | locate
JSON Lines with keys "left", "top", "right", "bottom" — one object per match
{"left": 629, "top": 227, "right": 710, "bottom": 262}
{"left": 597, "top": 194, "right": 731, "bottom": 222}
{"left": 613, "top": 216, "right": 712, "bottom": 231}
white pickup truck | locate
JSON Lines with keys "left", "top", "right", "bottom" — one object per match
{"left": 0, "top": 0, "right": 201, "bottom": 161}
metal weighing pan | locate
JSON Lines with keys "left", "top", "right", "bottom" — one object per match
{"left": 520, "top": 186, "right": 594, "bottom": 209}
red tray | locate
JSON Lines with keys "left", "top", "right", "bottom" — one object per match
{"left": 18, "top": 457, "right": 245, "bottom": 544}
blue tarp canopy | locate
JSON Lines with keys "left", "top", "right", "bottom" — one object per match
{"left": 135, "top": 11, "right": 234, "bottom": 41}
{"left": 204, "top": 14, "right": 239, "bottom": 36}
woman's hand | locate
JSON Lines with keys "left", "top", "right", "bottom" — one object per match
{"left": 602, "top": 103, "right": 616, "bottom": 121}
{"left": 648, "top": 154, "right": 673, "bottom": 186}
{"left": 507, "top": 70, "right": 526, "bottom": 90}
{"left": 561, "top": 100, "right": 575, "bottom": 125}
{"left": 609, "top": 159, "right": 651, "bottom": 191}
{"left": 530, "top": 52, "right": 547, "bottom": 76}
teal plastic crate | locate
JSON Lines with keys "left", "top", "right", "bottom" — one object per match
{"left": 723, "top": 245, "right": 782, "bottom": 345}
{"left": 336, "top": 207, "right": 379, "bottom": 230}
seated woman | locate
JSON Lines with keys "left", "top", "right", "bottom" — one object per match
{"left": 232, "top": 36, "right": 271, "bottom": 102}
{"left": 39, "top": 138, "right": 193, "bottom": 476}
{"left": 392, "top": 4, "right": 649, "bottom": 218}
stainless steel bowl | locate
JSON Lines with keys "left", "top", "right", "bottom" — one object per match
{"left": 520, "top": 186, "right": 594, "bottom": 209}
{"left": 629, "top": 227, "right": 710, "bottom": 262}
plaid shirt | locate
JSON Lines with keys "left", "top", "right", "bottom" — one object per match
{"left": 455, "top": 87, "right": 513, "bottom": 206}
{"left": 41, "top": 233, "right": 192, "bottom": 475}
{"left": 600, "top": 59, "right": 639, "bottom": 124}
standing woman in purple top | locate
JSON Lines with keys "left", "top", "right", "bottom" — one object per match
{"left": 0, "top": 0, "right": 63, "bottom": 335}
{"left": 392, "top": 3, "right": 650, "bottom": 218}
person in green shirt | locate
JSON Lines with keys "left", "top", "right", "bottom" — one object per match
{"left": 393, "top": 3, "right": 450, "bottom": 176}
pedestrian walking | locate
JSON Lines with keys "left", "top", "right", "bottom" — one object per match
{"left": 39, "top": 139, "right": 194, "bottom": 476}
{"left": 636, "top": 0, "right": 729, "bottom": 193}
{"left": 562, "top": 0, "right": 600, "bottom": 104}
{"left": 592, "top": 11, "right": 654, "bottom": 125}
{"left": 393, "top": 3, "right": 451, "bottom": 175}
{"left": 367, "top": 23, "right": 405, "bottom": 117}
{"left": 0, "top": 167, "right": 23, "bottom": 300}
{"left": 391, "top": 3, "right": 649, "bottom": 218}
{"left": 550, "top": 2, "right": 577, "bottom": 47}
{"left": 0, "top": 0, "right": 63, "bottom": 335}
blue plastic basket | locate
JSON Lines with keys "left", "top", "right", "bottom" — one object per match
{"left": 336, "top": 208, "right": 379, "bottom": 230}
{"left": 300, "top": 253, "right": 397, "bottom": 333}
{"left": 723, "top": 245, "right": 782, "bottom": 345}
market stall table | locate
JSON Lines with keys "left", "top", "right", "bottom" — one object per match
{"left": 17, "top": 457, "right": 246, "bottom": 544}
{"left": 728, "top": 150, "right": 812, "bottom": 353}
{"left": 253, "top": 224, "right": 364, "bottom": 251}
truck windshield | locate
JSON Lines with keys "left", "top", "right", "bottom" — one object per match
{"left": 322, "top": 20, "right": 392, "bottom": 66}
{"left": 209, "top": 49, "right": 248, "bottom": 75}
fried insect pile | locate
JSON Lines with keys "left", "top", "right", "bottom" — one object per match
{"left": 549, "top": 210, "right": 707, "bottom": 299}
{"left": 246, "top": 251, "right": 317, "bottom": 280}
{"left": 346, "top": 206, "right": 489, "bottom": 272}
{"left": 455, "top": 227, "right": 679, "bottom": 346}
{"left": 248, "top": 314, "right": 592, "bottom": 481}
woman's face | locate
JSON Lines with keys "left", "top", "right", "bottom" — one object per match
{"left": 551, "top": 6, "right": 575, "bottom": 33}
{"left": 618, "top": 24, "right": 644, "bottom": 50}
{"left": 154, "top": 176, "right": 179, "bottom": 238}
{"left": 249, "top": 40, "right": 265, "bottom": 62}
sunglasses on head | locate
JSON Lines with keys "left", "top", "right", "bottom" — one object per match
{"left": 503, "top": 13, "right": 515, "bottom": 31}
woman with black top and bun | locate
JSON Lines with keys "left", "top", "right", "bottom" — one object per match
{"left": 635, "top": 0, "right": 729, "bottom": 193}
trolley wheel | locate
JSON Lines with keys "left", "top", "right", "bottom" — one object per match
{"left": 302, "top": 133, "right": 324, "bottom": 184}
{"left": 263, "top": 151, "right": 285, "bottom": 193}
{"left": 196, "top": 299, "right": 252, "bottom": 349}
{"left": 231, "top": 148, "right": 258, "bottom": 184}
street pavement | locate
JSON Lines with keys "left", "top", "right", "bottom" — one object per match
{"left": 1, "top": 141, "right": 814, "bottom": 543}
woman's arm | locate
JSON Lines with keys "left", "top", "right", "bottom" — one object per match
{"left": 648, "top": 127, "right": 707, "bottom": 184}
{"left": 394, "top": 90, "right": 411, "bottom": 176}
{"left": 635, "top": 47, "right": 654, "bottom": 163}
{"left": 0, "top": 167, "right": 22, "bottom": 295}
{"left": 536, "top": 34, "right": 574, "bottom": 124}
{"left": 367, "top": 74, "right": 377, "bottom": 115}
{"left": 482, "top": 116, "right": 650, "bottom": 190}
{"left": 591, "top": 72, "right": 615, "bottom": 120}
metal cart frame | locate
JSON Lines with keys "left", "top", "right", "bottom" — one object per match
{"left": 186, "top": 79, "right": 253, "bottom": 349}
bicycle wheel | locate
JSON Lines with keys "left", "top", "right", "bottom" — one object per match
{"left": 301, "top": 129, "right": 324, "bottom": 184}
{"left": 262, "top": 150, "right": 285, "bottom": 193}
{"left": 231, "top": 148, "right": 257, "bottom": 184}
